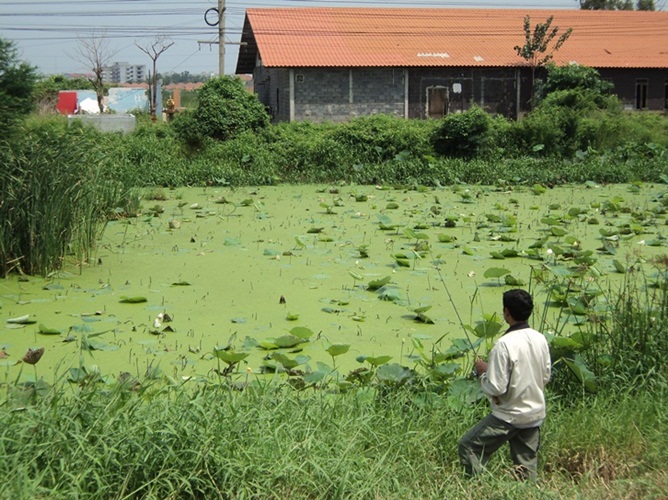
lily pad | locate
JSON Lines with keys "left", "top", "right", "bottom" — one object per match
{"left": 119, "top": 296, "right": 147, "bottom": 304}
{"left": 483, "top": 267, "right": 511, "bottom": 279}
{"left": 38, "top": 324, "right": 63, "bottom": 335}
{"left": 326, "top": 343, "right": 350, "bottom": 357}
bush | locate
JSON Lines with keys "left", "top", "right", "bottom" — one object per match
{"left": 431, "top": 106, "right": 491, "bottom": 159}
{"left": 175, "top": 76, "right": 270, "bottom": 143}
{"left": 535, "top": 63, "right": 614, "bottom": 105}
{"left": 329, "top": 114, "right": 436, "bottom": 163}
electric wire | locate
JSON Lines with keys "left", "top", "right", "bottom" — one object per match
{"left": 1, "top": 0, "right": 664, "bottom": 74}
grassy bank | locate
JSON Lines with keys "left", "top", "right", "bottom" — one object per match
{"left": 1, "top": 378, "right": 666, "bottom": 499}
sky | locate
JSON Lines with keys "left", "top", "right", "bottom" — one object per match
{"left": 0, "top": 0, "right": 593, "bottom": 77}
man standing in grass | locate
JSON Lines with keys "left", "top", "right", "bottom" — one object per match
{"left": 458, "top": 289, "right": 551, "bottom": 480}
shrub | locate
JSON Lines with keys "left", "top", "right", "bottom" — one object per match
{"left": 329, "top": 114, "right": 436, "bottom": 163}
{"left": 176, "top": 76, "right": 270, "bottom": 143}
{"left": 535, "top": 63, "right": 614, "bottom": 105}
{"left": 431, "top": 106, "right": 492, "bottom": 159}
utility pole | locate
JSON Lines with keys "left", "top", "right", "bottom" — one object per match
{"left": 218, "top": 0, "right": 225, "bottom": 76}
{"left": 200, "top": 0, "right": 245, "bottom": 75}
{"left": 201, "top": 0, "right": 227, "bottom": 76}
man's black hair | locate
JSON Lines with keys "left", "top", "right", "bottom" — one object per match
{"left": 503, "top": 289, "right": 533, "bottom": 322}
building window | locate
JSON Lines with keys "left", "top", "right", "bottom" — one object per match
{"left": 664, "top": 81, "right": 668, "bottom": 110}
{"left": 276, "top": 88, "right": 280, "bottom": 115}
{"left": 635, "top": 79, "right": 648, "bottom": 110}
{"left": 427, "top": 86, "right": 449, "bottom": 119}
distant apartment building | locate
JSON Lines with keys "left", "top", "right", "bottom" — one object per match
{"left": 102, "top": 62, "right": 146, "bottom": 84}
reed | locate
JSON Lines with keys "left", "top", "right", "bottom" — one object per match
{"left": 0, "top": 121, "right": 128, "bottom": 277}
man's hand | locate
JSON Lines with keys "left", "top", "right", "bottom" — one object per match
{"left": 475, "top": 358, "right": 488, "bottom": 374}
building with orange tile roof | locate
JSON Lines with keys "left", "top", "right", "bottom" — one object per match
{"left": 235, "top": 8, "right": 668, "bottom": 122}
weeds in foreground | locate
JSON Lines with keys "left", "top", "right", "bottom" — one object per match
{"left": 0, "top": 375, "right": 665, "bottom": 499}
{"left": 2, "top": 270, "right": 667, "bottom": 498}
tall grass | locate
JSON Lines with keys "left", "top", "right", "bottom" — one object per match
{"left": 582, "top": 263, "right": 668, "bottom": 387}
{"left": 1, "top": 376, "right": 665, "bottom": 498}
{"left": 0, "top": 119, "right": 131, "bottom": 277}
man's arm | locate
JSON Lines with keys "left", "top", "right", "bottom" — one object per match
{"left": 477, "top": 346, "right": 510, "bottom": 397}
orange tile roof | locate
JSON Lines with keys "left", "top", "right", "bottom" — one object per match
{"left": 238, "top": 8, "right": 668, "bottom": 71}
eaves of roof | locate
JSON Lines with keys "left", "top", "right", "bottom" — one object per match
{"left": 236, "top": 8, "right": 668, "bottom": 73}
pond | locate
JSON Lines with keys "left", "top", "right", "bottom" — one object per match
{"left": 1, "top": 182, "right": 666, "bottom": 384}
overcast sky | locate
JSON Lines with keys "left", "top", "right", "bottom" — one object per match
{"left": 0, "top": 0, "right": 590, "bottom": 77}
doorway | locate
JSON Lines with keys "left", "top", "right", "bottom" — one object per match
{"left": 427, "top": 86, "right": 449, "bottom": 119}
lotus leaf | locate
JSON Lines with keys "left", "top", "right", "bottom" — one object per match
{"left": 274, "top": 335, "right": 304, "bottom": 348}
{"left": 448, "top": 378, "right": 484, "bottom": 407}
{"left": 376, "top": 363, "right": 411, "bottom": 383}
{"left": 414, "top": 311, "right": 435, "bottom": 324}
{"left": 431, "top": 362, "right": 461, "bottom": 379}
{"left": 367, "top": 275, "right": 391, "bottom": 291}
{"left": 38, "top": 324, "right": 62, "bottom": 335}
{"left": 271, "top": 352, "right": 306, "bottom": 369}
{"left": 326, "top": 343, "right": 350, "bottom": 357}
{"left": 119, "top": 296, "right": 147, "bottom": 304}
{"left": 531, "top": 184, "right": 547, "bottom": 195}
{"left": 364, "top": 355, "right": 392, "bottom": 366}
{"left": 612, "top": 259, "right": 626, "bottom": 273}
{"left": 529, "top": 237, "right": 549, "bottom": 249}
{"left": 483, "top": 267, "right": 510, "bottom": 279}
{"left": 377, "top": 287, "right": 402, "bottom": 302}
{"left": 564, "top": 356, "right": 597, "bottom": 393}
{"left": 349, "top": 271, "right": 363, "bottom": 281}
{"left": 504, "top": 275, "right": 526, "bottom": 286}
{"left": 438, "top": 234, "right": 456, "bottom": 243}
{"left": 214, "top": 348, "right": 249, "bottom": 364}
{"left": 289, "top": 327, "right": 314, "bottom": 340}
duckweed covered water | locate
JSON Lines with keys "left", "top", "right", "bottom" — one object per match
{"left": 1, "top": 182, "right": 666, "bottom": 383}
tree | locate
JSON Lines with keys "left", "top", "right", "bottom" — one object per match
{"left": 74, "top": 33, "right": 114, "bottom": 113}
{"left": 0, "top": 36, "right": 37, "bottom": 131}
{"left": 514, "top": 16, "right": 573, "bottom": 103}
{"left": 580, "top": 0, "right": 655, "bottom": 9}
{"left": 136, "top": 37, "right": 174, "bottom": 121}
{"left": 172, "top": 76, "right": 269, "bottom": 146}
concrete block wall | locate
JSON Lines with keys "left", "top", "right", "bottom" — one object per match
{"left": 294, "top": 68, "right": 405, "bottom": 122}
